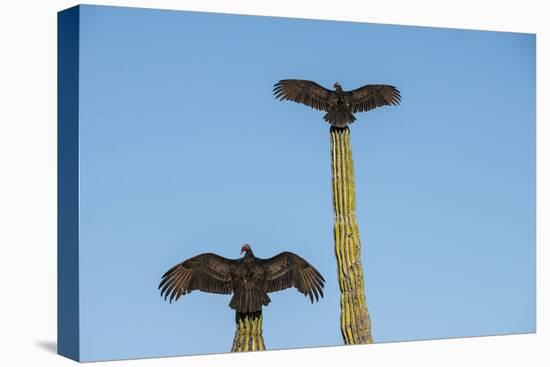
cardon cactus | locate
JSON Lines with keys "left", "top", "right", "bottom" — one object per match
{"left": 231, "top": 311, "right": 266, "bottom": 352}
{"left": 330, "top": 126, "right": 373, "bottom": 344}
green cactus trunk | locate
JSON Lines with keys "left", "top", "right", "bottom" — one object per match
{"left": 330, "top": 126, "right": 374, "bottom": 344}
{"left": 231, "top": 311, "right": 266, "bottom": 352}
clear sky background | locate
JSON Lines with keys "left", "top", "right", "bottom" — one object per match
{"left": 75, "top": 4, "right": 535, "bottom": 362}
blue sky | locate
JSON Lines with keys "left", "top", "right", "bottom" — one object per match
{"left": 75, "top": 4, "right": 535, "bottom": 361}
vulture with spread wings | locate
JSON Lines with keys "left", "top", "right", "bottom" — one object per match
{"left": 159, "top": 244, "right": 325, "bottom": 313}
{"left": 273, "top": 79, "right": 401, "bottom": 128}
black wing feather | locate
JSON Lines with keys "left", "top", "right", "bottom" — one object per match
{"left": 259, "top": 251, "right": 325, "bottom": 303}
{"left": 273, "top": 79, "right": 336, "bottom": 112}
{"left": 345, "top": 84, "right": 401, "bottom": 113}
{"left": 158, "top": 253, "right": 235, "bottom": 303}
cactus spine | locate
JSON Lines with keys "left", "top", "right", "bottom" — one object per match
{"left": 231, "top": 311, "right": 266, "bottom": 352}
{"left": 330, "top": 126, "right": 373, "bottom": 344}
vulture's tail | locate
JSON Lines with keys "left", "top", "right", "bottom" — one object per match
{"left": 324, "top": 107, "right": 356, "bottom": 128}
{"left": 229, "top": 288, "right": 271, "bottom": 313}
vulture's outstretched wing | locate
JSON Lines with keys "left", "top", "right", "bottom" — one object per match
{"left": 159, "top": 253, "right": 235, "bottom": 303}
{"left": 344, "top": 84, "right": 401, "bottom": 113}
{"left": 260, "top": 251, "right": 325, "bottom": 303}
{"left": 273, "top": 79, "right": 336, "bottom": 112}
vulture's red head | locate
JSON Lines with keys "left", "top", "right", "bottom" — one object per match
{"left": 240, "top": 244, "right": 252, "bottom": 255}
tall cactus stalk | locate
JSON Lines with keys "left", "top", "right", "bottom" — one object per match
{"left": 231, "top": 311, "right": 266, "bottom": 352}
{"left": 330, "top": 126, "right": 374, "bottom": 344}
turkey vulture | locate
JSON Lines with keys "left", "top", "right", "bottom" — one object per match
{"left": 273, "top": 79, "right": 401, "bottom": 128}
{"left": 159, "top": 244, "right": 325, "bottom": 313}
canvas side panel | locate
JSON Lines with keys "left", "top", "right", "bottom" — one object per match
{"left": 57, "top": 5, "right": 80, "bottom": 362}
